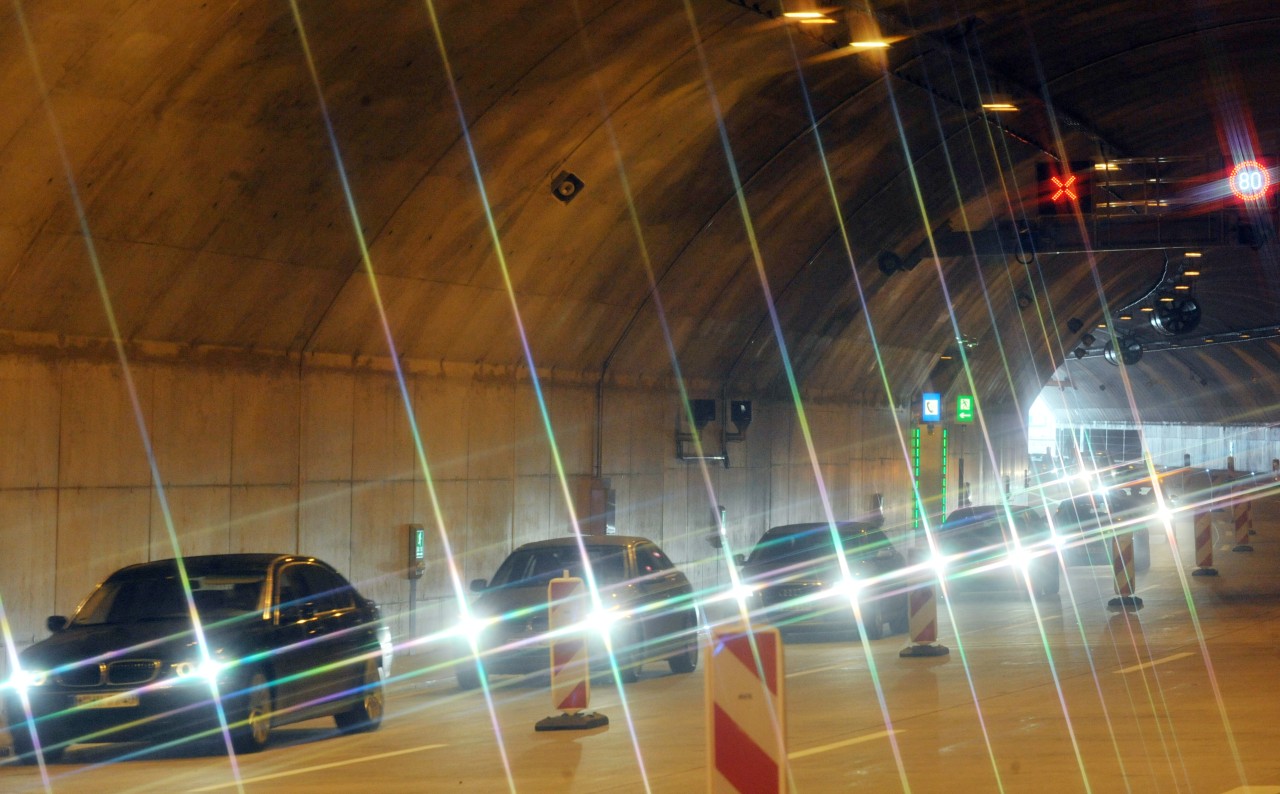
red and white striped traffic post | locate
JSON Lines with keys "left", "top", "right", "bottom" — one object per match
{"left": 707, "top": 624, "right": 786, "bottom": 794}
{"left": 536, "top": 576, "right": 608, "bottom": 731}
{"left": 1231, "top": 486, "right": 1254, "bottom": 552}
{"left": 1191, "top": 508, "right": 1217, "bottom": 577}
{"left": 900, "top": 547, "right": 949, "bottom": 658}
{"left": 1107, "top": 532, "right": 1143, "bottom": 610}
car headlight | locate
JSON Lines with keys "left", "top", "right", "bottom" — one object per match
{"left": 1007, "top": 545, "right": 1035, "bottom": 571}
{"left": 723, "top": 581, "right": 761, "bottom": 605}
{"left": 583, "top": 606, "right": 625, "bottom": 638}
{"left": 8, "top": 668, "right": 48, "bottom": 692}
{"left": 171, "top": 658, "right": 227, "bottom": 683}
{"left": 456, "top": 612, "right": 495, "bottom": 646}
{"left": 825, "top": 576, "right": 863, "bottom": 601}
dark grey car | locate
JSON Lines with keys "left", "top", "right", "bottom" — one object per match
{"left": 457, "top": 535, "right": 699, "bottom": 689}
{"left": 737, "top": 522, "right": 910, "bottom": 639}
{"left": 935, "top": 505, "right": 1060, "bottom": 596}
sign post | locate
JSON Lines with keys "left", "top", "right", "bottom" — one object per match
{"left": 536, "top": 576, "right": 608, "bottom": 731}
{"left": 707, "top": 625, "right": 785, "bottom": 794}
{"left": 406, "top": 524, "right": 426, "bottom": 639}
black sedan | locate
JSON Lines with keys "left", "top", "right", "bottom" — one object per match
{"left": 3, "top": 554, "right": 392, "bottom": 764}
{"left": 934, "top": 505, "right": 1060, "bottom": 596}
{"left": 736, "top": 522, "right": 909, "bottom": 639}
{"left": 456, "top": 535, "right": 699, "bottom": 689}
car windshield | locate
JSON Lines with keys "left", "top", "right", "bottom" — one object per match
{"left": 749, "top": 524, "right": 892, "bottom": 567}
{"left": 73, "top": 573, "right": 266, "bottom": 626}
{"left": 487, "top": 544, "right": 628, "bottom": 589}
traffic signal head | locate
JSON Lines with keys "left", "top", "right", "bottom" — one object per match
{"left": 1037, "top": 161, "right": 1094, "bottom": 215}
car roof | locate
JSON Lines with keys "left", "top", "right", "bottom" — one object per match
{"left": 104, "top": 553, "right": 316, "bottom": 580}
{"left": 761, "top": 521, "right": 879, "bottom": 536}
{"left": 512, "top": 535, "right": 653, "bottom": 551}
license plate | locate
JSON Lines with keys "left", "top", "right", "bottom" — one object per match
{"left": 75, "top": 692, "right": 139, "bottom": 709}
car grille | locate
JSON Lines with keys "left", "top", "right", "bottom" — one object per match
{"left": 56, "top": 659, "right": 162, "bottom": 688}
{"left": 762, "top": 583, "right": 820, "bottom": 607}
{"left": 107, "top": 660, "right": 161, "bottom": 685}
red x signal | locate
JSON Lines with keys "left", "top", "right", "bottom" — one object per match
{"left": 1037, "top": 161, "right": 1093, "bottom": 215}
{"left": 1051, "top": 174, "right": 1078, "bottom": 202}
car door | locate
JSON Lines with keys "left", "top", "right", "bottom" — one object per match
{"left": 270, "top": 562, "right": 343, "bottom": 715}
{"left": 629, "top": 542, "right": 693, "bottom": 654}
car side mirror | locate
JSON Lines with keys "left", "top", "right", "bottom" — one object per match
{"left": 469, "top": 578, "right": 488, "bottom": 592}
{"left": 281, "top": 602, "right": 318, "bottom": 623}
{"left": 46, "top": 615, "right": 68, "bottom": 633}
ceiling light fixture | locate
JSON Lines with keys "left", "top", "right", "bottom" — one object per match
{"left": 1182, "top": 269, "right": 1200, "bottom": 277}
{"left": 981, "top": 101, "right": 1018, "bottom": 112}
{"left": 848, "top": 40, "right": 890, "bottom": 48}
{"left": 1184, "top": 251, "right": 1202, "bottom": 258}
{"left": 783, "top": 11, "right": 826, "bottom": 19}
{"left": 1141, "top": 306, "right": 1155, "bottom": 312}
{"left": 1119, "top": 314, "right": 1133, "bottom": 321}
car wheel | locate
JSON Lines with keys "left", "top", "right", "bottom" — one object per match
{"left": 231, "top": 669, "right": 273, "bottom": 755}
{"left": 860, "top": 603, "right": 884, "bottom": 641}
{"left": 1135, "top": 532, "right": 1151, "bottom": 572}
{"left": 335, "top": 658, "right": 385, "bottom": 734}
{"left": 1036, "top": 566, "right": 1061, "bottom": 596}
{"left": 456, "top": 661, "right": 482, "bottom": 691}
{"left": 889, "top": 598, "right": 910, "bottom": 635}
{"left": 10, "top": 723, "right": 65, "bottom": 766}
{"left": 667, "top": 619, "right": 699, "bottom": 675}
{"left": 618, "top": 663, "right": 641, "bottom": 684}
{"left": 616, "top": 626, "right": 643, "bottom": 683}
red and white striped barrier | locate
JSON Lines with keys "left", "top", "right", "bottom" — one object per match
{"left": 535, "top": 576, "right": 607, "bottom": 731}
{"left": 1232, "top": 487, "right": 1254, "bottom": 553}
{"left": 706, "top": 625, "right": 785, "bottom": 794}
{"left": 900, "top": 547, "right": 949, "bottom": 658}
{"left": 1107, "top": 533, "right": 1143, "bottom": 610}
{"left": 1191, "top": 508, "right": 1217, "bottom": 577}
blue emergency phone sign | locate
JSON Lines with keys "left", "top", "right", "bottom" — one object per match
{"left": 922, "top": 392, "right": 942, "bottom": 423}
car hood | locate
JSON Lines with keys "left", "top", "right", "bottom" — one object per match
{"left": 473, "top": 583, "right": 633, "bottom": 619}
{"left": 741, "top": 554, "right": 891, "bottom": 586}
{"left": 19, "top": 618, "right": 251, "bottom": 670}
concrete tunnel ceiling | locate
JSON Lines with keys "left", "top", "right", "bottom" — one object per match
{"left": 1, "top": 1, "right": 1278, "bottom": 428}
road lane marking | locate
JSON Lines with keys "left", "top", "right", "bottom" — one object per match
{"left": 190, "top": 742, "right": 449, "bottom": 792}
{"left": 786, "top": 662, "right": 855, "bottom": 679}
{"left": 788, "top": 729, "right": 900, "bottom": 760}
{"left": 1115, "top": 651, "right": 1194, "bottom": 675}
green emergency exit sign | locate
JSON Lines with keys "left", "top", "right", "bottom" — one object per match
{"left": 956, "top": 395, "right": 975, "bottom": 423}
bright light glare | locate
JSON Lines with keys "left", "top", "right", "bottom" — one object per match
{"left": 783, "top": 11, "right": 826, "bottom": 19}
{"left": 583, "top": 607, "right": 623, "bottom": 638}
{"left": 826, "top": 576, "right": 863, "bottom": 600}
{"left": 849, "top": 40, "right": 891, "bottom": 49}
{"left": 725, "top": 581, "right": 760, "bottom": 604}
{"left": 172, "top": 658, "right": 226, "bottom": 682}
{"left": 1008, "top": 545, "right": 1034, "bottom": 571}
{"left": 1049, "top": 533, "right": 1068, "bottom": 550}
{"left": 456, "top": 613, "right": 494, "bottom": 644}
{"left": 8, "top": 668, "right": 48, "bottom": 691}
{"left": 927, "top": 554, "right": 949, "bottom": 576}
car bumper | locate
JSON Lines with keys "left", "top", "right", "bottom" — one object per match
{"left": 4, "top": 680, "right": 246, "bottom": 748}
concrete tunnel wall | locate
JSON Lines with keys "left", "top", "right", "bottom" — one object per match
{"left": 0, "top": 352, "right": 1028, "bottom": 664}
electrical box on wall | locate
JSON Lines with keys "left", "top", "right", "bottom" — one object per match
{"left": 586, "top": 478, "right": 616, "bottom": 535}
